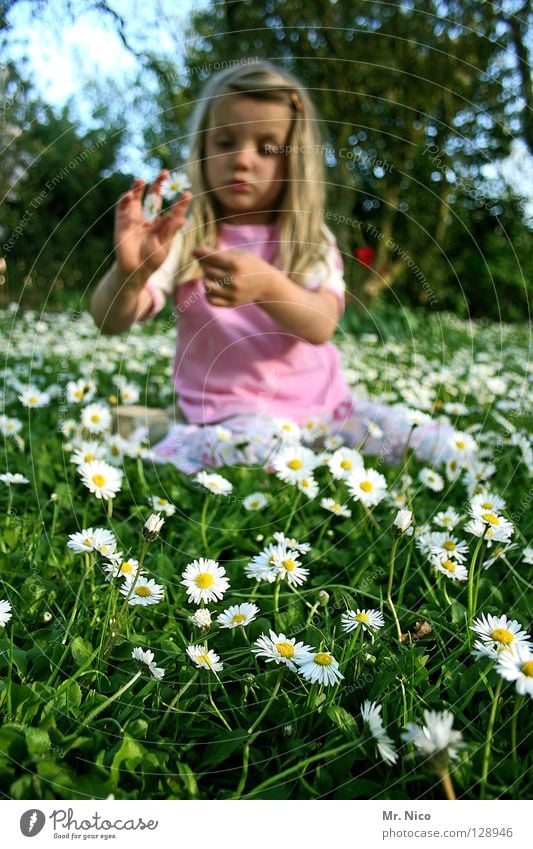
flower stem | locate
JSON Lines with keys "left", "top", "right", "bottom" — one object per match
{"left": 248, "top": 671, "right": 283, "bottom": 734}
{"left": 156, "top": 672, "right": 199, "bottom": 733}
{"left": 467, "top": 530, "right": 487, "bottom": 632}
{"left": 511, "top": 694, "right": 523, "bottom": 780}
{"left": 80, "top": 670, "right": 142, "bottom": 730}
{"left": 480, "top": 676, "right": 503, "bottom": 799}
{"left": 387, "top": 535, "right": 402, "bottom": 642}
{"left": 440, "top": 769, "right": 456, "bottom": 800}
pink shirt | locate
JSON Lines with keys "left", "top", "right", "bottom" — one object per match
{"left": 144, "top": 220, "right": 350, "bottom": 425}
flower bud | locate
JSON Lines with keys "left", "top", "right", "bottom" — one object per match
{"left": 393, "top": 508, "right": 413, "bottom": 534}
{"left": 143, "top": 512, "right": 165, "bottom": 541}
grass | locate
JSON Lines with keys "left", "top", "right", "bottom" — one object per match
{"left": 0, "top": 303, "right": 531, "bottom": 800}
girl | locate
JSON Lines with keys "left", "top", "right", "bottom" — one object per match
{"left": 91, "top": 60, "right": 468, "bottom": 474}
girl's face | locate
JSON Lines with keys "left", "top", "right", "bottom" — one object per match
{"left": 204, "top": 94, "right": 293, "bottom": 225}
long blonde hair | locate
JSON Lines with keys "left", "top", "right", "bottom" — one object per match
{"left": 176, "top": 59, "right": 330, "bottom": 285}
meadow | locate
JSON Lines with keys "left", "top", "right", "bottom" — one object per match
{"left": 0, "top": 303, "right": 531, "bottom": 801}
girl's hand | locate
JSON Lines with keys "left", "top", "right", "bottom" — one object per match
{"left": 191, "top": 246, "right": 275, "bottom": 307}
{"left": 114, "top": 170, "right": 193, "bottom": 283}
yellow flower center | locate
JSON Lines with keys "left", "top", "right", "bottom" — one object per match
{"left": 90, "top": 414, "right": 100, "bottom": 423}
{"left": 443, "top": 540, "right": 456, "bottom": 551}
{"left": 449, "top": 460, "right": 458, "bottom": 470}
{"left": 134, "top": 586, "right": 151, "bottom": 597}
{"left": 331, "top": 502, "right": 341, "bottom": 512}
{"left": 275, "top": 642, "right": 295, "bottom": 658}
{"left": 491, "top": 628, "right": 514, "bottom": 645}
{"left": 442, "top": 560, "right": 456, "bottom": 572}
{"left": 108, "top": 395, "right": 118, "bottom": 405}
{"left": 282, "top": 559, "right": 296, "bottom": 571}
{"left": 355, "top": 612, "right": 370, "bottom": 622}
{"left": 360, "top": 481, "right": 373, "bottom": 492}
{"left": 197, "top": 653, "right": 211, "bottom": 665}
{"left": 521, "top": 661, "right": 533, "bottom": 677}
{"left": 340, "top": 459, "right": 352, "bottom": 470}
{"left": 121, "top": 562, "right": 134, "bottom": 573}
{"left": 314, "top": 652, "right": 332, "bottom": 666}
{"left": 158, "top": 498, "right": 168, "bottom": 506}
{"left": 442, "top": 517, "right": 452, "bottom": 525}
{"left": 494, "top": 547, "right": 504, "bottom": 557}
{"left": 288, "top": 458, "right": 303, "bottom": 470}
{"left": 92, "top": 474, "right": 106, "bottom": 487}
{"left": 28, "top": 396, "right": 38, "bottom": 405}
{"left": 481, "top": 501, "right": 493, "bottom": 509}
{"left": 249, "top": 499, "right": 259, "bottom": 508}
{"left": 195, "top": 573, "right": 214, "bottom": 589}
{"left": 75, "top": 389, "right": 83, "bottom": 399}
{"left": 481, "top": 512, "right": 499, "bottom": 525}
{"left": 455, "top": 440, "right": 466, "bottom": 449}
{"left": 84, "top": 453, "right": 95, "bottom": 462}
{"left": 83, "top": 538, "right": 92, "bottom": 547}
{"left": 231, "top": 613, "right": 246, "bottom": 624}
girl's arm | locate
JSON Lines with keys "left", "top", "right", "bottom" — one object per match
{"left": 257, "top": 269, "right": 339, "bottom": 345}
{"left": 90, "top": 264, "right": 152, "bottom": 335}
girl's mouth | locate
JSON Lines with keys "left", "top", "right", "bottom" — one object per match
{"left": 229, "top": 181, "right": 252, "bottom": 191}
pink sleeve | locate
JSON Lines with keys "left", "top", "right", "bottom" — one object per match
{"left": 140, "top": 280, "right": 167, "bottom": 322}
{"left": 136, "top": 230, "right": 183, "bottom": 322}
{"left": 302, "top": 237, "right": 346, "bottom": 317}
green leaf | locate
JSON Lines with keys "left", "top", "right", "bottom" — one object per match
{"left": 326, "top": 704, "right": 359, "bottom": 740}
{"left": 70, "top": 636, "right": 93, "bottom": 667}
{"left": 199, "top": 728, "right": 248, "bottom": 770}
{"left": 25, "top": 726, "right": 51, "bottom": 757}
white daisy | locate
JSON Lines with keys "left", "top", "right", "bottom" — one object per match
{"left": 495, "top": 645, "right": 533, "bottom": 697}
{"left": 190, "top": 608, "right": 212, "bottom": 629}
{"left": 346, "top": 467, "right": 388, "bottom": 507}
{"left": 103, "top": 557, "right": 144, "bottom": 581}
{"left": 78, "top": 460, "right": 123, "bottom": 500}
{"left": 431, "top": 556, "right": 468, "bottom": 582}
{"left": 448, "top": 431, "right": 477, "bottom": 458}
{"left": 67, "top": 527, "right": 116, "bottom": 556}
{"left": 70, "top": 440, "right": 106, "bottom": 467}
{"left": 522, "top": 546, "right": 533, "bottom": 565}
{"left": 0, "top": 472, "right": 29, "bottom": 484}
{"left": 429, "top": 534, "right": 469, "bottom": 564}
{"left": 470, "top": 491, "right": 507, "bottom": 515}
{"left": 161, "top": 170, "right": 191, "bottom": 200}
{"left": 463, "top": 518, "right": 513, "bottom": 546}
{"left": 324, "top": 434, "right": 345, "bottom": 451}
{"left": 143, "top": 192, "right": 161, "bottom": 221}
{"left": 470, "top": 613, "right": 532, "bottom": 658}
{"left": 360, "top": 700, "right": 398, "bottom": 765}
{"left": 193, "top": 471, "right": 233, "bottom": 496}
{"left": 147, "top": 495, "right": 176, "bottom": 516}
{"left": 253, "top": 630, "right": 313, "bottom": 672}
{"left": 0, "top": 416, "right": 22, "bottom": 436}
{"left": 120, "top": 577, "right": 164, "bottom": 606}
{"left": 296, "top": 651, "right": 344, "bottom": 687}
{"left": 468, "top": 507, "right": 513, "bottom": 538}
{"left": 433, "top": 507, "right": 461, "bottom": 530}
{"left": 272, "top": 531, "right": 311, "bottom": 555}
{"left": 393, "top": 509, "right": 413, "bottom": 533}
{"left": 243, "top": 492, "right": 268, "bottom": 511}
{"left": 181, "top": 558, "right": 230, "bottom": 604}
{"left": 245, "top": 544, "right": 279, "bottom": 583}
{"left": 0, "top": 599, "right": 12, "bottom": 627}
{"left": 143, "top": 513, "right": 165, "bottom": 540}
{"left": 404, "top": 408, "right": 432, "bottom": 427}
{"left": 418, "top": 468, "right": 444, "bottom": 492}
{"left": 341, "top": 608, "right": 385, "bottom": 634}
{"left": 217, "top": 602, "right": 259, "bottom": 629}
{"left": 270, "top": 545, "right": 309, "bottom": 587}
{"left": 328, "top": 447, "right": 364, "bottom": 480}
{"left": 19, "top": 386, "right": 50, "bottom": 408}
{"left": 81, "top": 403, "right": 112, "bottom": 434}
{"left": 131, "top": 646, "right": 165, "bottom": 680}
{"left": 118, "top": 381, "right": 140, "bottom": 405}
{"left": 66, "top": 378, "right": 95, "bottom": 404}
{"left": 483, "top": 543, "right": 519, "bottom": 569}
{"left": 272, "top": 444, "right": 317, "bottom": 484}
{"left": 186, "top": 644, "right": 223, "bottom": 672}
{"left": 402, "top": 710, "right": 464, "bottom": 760}
{"left": 297, "top": 475, "right": 319, "bottom": 499}
{"left": 273, "top": 418, "right": 302, "bottom": 444}
{"left": 365, "top": 421, "right": 384, "bottom": 439}
{"left": 320, "top": 497, "right": 351, "bottom": 518}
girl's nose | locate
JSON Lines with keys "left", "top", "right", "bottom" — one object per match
{"left": 230, "top": 146, "right": 254, "bottom": 169}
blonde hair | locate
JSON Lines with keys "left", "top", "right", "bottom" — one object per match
{"left": 176, "top": 59, "right": 330, "bottom": 285}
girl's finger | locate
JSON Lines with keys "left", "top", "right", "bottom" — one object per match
{"left": 147, "top": 170, "right": 170, "bottom": 196}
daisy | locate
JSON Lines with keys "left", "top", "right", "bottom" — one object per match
{"left": 430, "top": 534, "right": 469, "bottom": 564}
{"left": 270, "top": 546, "right": 309, "bottom": 587}
{"left": 444, "top": 457, "right": 462, "bottom": 482}
{"left": 66, "top": 378, "right": 95, "bottom": 404}
{"left": 433, "top": 507, "right": 461, "bottom": 530}
{"left": 448, "top": 431, "right": 477, "bottom": 458}
{"left": 469, "top": 508, "right": 513, "bottom": 538}
{"left": 161, "top": 169, "right": 191, "bottom": 200}
{"left": 346, "top": 467, "right": 388, "bottom": 507}
{"left": 431, "top": 556, "right": 468, "bottom": 582}
{"left": 365, "top": 421, "right": 384, "bottom": 439}
{"left": 143, "top": 513, "right": 165, "bottom": 540}
{"left": 360, "top": 700, "right": 398, "bottom": 765}
{"left": 106, "top": 434, "right": 130, "bottom": 465}
{"left": 70, "top": 441, "right": 106, "bottom": 466}
{"left": 193, "top": 471, "right": 233, "bottom": 496}
{"left": 217, "top": 602, "right": 260, "bottom": 629}
{"left": 273, "top": 418, "right": 302, "bottom": 444}
{"left": 245, "top": 544, "right": 279, "bottom": 583}
{"left": 405, "top": 408, "right": 431, "bottom": 427}
{"left": 402, "top": 710, "right": 464, "bottom": 760}
{"left": 272, "top": 444, "right": 317, "bottom": 484}
{"left": 214, "top": 425, "right": 232, "bottom": 442}
{"left": 81, "top": 403, "right": 111, "bottom": 434}
{"left": 190, "top": 608, "right": 212, "bottom": 628}
{"left": 522, "top": 546, "right": 533, "bottom": 565}
{"left": 341, "top": 608, "right": 385, "bottom": 634}
{"left": 0, "top": 599, "right": 12, "bottom": 627}
{"left": 143, "top": 192, "right": 161, "bottom": 221}
{"left": 103, "top": 557, "right": 144, "bottom": 581}
{"left": 0, "top": 472, "right": 29, "bottom": 484}
{"left": 324, "top": 434, "right": 345, "bottom": 451}
{"left": 483, "top": 543, "right": 518, "bottom": 570}
{"left": 186, "top": 644, "right": 223, "bottom": 672}
{"left": 418, "top": 468, "right": 444, "bottom": 492}
{"left": 296, "top": 651, "right": 344, "bottom": 687}
{"left": 470, "top": 613, "right": 532, "bottom": 658}
{"left": 131, "top": 647, "right": 165, "bottom": 680}
{"left": 181, "top": 558, "right": 230, "bottom": 604}
{"left": 118, "top": 381, "right": 140, "bottom": 405}
{"left": 272, "top": 531, "right": 311, "bottom": 555}
{"left": 0, "top": 416, "right": 22, "bottom": 436}
{"left": 120, "top": 576, "right": 164, "bottom": 606}
{"left": 253, "top": 630, "right": 314, "bottom": 672}
{"left": 78, "top": 460, "right": 123, "bottom": 500}
{"left": 463, "top": 518, "right": 513, "bottom": 546}
{"left": 495, "top": 645, "right": 533, "bottom": 697}
{"left": 470, "top": 491, "right": 507, "bottom": 515}
{"left": 393, "top": 509, "right": 413, "bottom": 534}
{"left": 243, "top": 492, "right": 268, "bottom": 511}
{"left": 67, "top": 527, "right": 116, "bottom": 555}
{"left": 328, "top": 447, "right": 364, "bottom": 480}
{"left": 19, "top": 386, "right": 50, "bottom": 408}
{"left": 320, "top": 497, "right": 351, "bottom": 518}
{"left": 443, "top": 402, "right": 469, "bottom": 416}
{"left": 297, "top": 475, "right": 319, "bottom": 499}
{"left": 147, "top": 495, "right": 176, "bottom": 516}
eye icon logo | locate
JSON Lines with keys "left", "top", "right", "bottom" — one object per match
{"left": 20, "top": 809, "right": 46, "bottom": 837}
